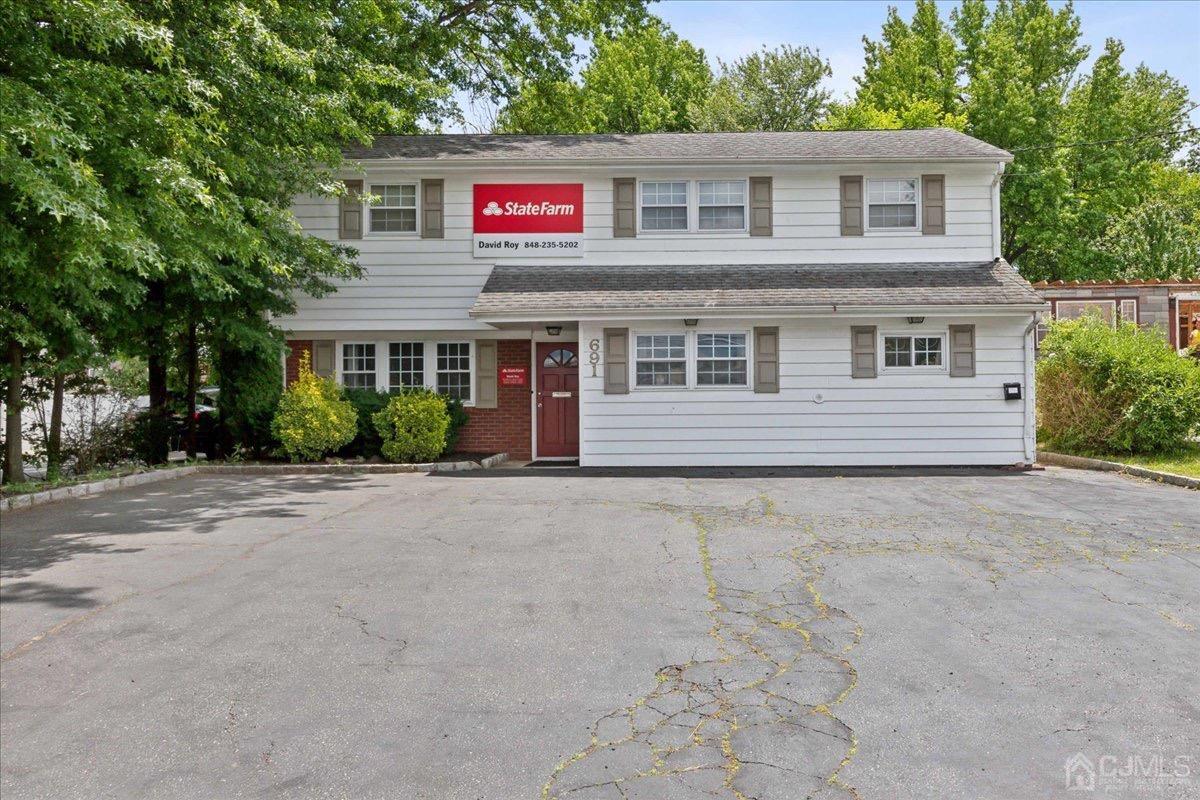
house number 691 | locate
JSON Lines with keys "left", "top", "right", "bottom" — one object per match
{"left": 588, "top": 339, "right": 600, "bottom": 376}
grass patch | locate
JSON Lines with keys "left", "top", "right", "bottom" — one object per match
{"left": 1047, "top": 443, "right": 1200, "bottom": 479}
{"left": 0, "top": 463, "right": 174, "bottom": 498}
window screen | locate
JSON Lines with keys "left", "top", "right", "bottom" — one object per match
{"left": 696, "top": 333, "right": 748, "bottom": 385}
{"left": 635, "top": 334, "right": 686, "bottom": 386}
{"left": 698, "top": 181, "right": 746, "bottom": 230}
{"left": 370, "top": 183, "right": 417, "bottom": 233}
{"left": 867, "top": 179, "right": 918, "bottom": 229}
{"left": 641, "top": 182, "right": 688, "bottom": 231}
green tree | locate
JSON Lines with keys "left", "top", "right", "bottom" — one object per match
{"left": 692, "top": 45, "right": 832, "bottom": 132}
{"left": 498, "top": 20, "right": 712, "bottom": 133}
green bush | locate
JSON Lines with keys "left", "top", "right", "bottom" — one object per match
{"left": 1037, "top": 316, "right": 1200, "bottom": 454}
{"left": 270, "top": 354, "right": 357, "bottom": 462}
{"left": 214, "top": 343, "right": 281, "bottom": 459}
{"left": 372, "top": 389, "right": 450, "bottom": 463}
{"left": 338, "top": 388, "right": 392, "bottom": 459}
{"left": 441, "top": 394, "right": 470, "bottom": 455}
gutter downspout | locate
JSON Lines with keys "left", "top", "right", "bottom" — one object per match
{"left": 992, "top": 162, "right": 1005, "bottom": 260}
{"left": 1022, "top": 312, "right": 1040, "bottom": 465}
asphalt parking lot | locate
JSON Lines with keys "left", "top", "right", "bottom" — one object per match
{"left": 1, "top": 467, "right": 1197, "bottom": 799}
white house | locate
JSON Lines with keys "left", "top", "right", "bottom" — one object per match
{"left": 278, "top": 130, "right": 1046, "bottom": 466}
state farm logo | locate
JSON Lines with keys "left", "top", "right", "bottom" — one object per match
{"left": 480, "top": 200, "right": 575, "bottom": 216}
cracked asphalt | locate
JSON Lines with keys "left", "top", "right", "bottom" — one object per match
{"left": 1, "top": 466, "right": 1197, "bottom": 799}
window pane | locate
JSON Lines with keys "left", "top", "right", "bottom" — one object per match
{"left": 868, "top": 204, "right": 917, "bottom": 229}
{"left": 698, "top": 206, "right": 745, "bottom": 230}
{"left": 914, "top": 337, "right": 942, "bottom": 366}
{"left": 370, "top": 208, "right": 417, "bottom": 232}
{"left": 370, "top": 184, "right": 416, "bottom": 208}
{"left": 636, "top": 335, "right": 685, "bottom": 359}
{"left": 884, "top": 336, "right": 911, "bottom": 368}
{"left": 389, "top": 342, "right": 424, "bottom": 389}
{"left": 698, "top": 181, "right": 745, "bottom": 206}
{"left": 868, "top": 179, "right": 917, "bottom": 204}
{"left": 642, "top": 206, "right": 688, "bottom": 231}
{"left": 636, "top": 361, "right": 686, "bottom": 386}
{"left": 1055, "top": 300, "right": 1116, "bottom": 325}
{"left": 436, "top": 342, "right": 470, "bottom": 401}
{"left": 641, "top": 182, "right": 687, "bottom": 205}
{"left": 697, "top": 333, "right": 746, "bottom": 359}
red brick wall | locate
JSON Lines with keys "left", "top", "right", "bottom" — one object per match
{"left": 455, "top": 339, "right": 532, "bottom": 459}
{"left": 285, "top": 340, "right": 313, "bottom": 386}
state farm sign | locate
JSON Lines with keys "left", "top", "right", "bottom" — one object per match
{"left": 473, "top": 183, "right": 584, "bottom": 257}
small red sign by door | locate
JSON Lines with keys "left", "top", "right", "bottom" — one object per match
{"left": 499, "top": 367, "right": 528, "bottom": 387}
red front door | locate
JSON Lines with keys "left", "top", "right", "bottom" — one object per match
{"left": 536, "top": 342, "right": 579, "bottom": 458}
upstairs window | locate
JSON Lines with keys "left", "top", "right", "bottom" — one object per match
{"left": 696, "top": 333, "right": 748, "bottom": 385}
{"left": 369, "top": 183, "right": 417, "bottom": 233}
{"left": 867, "top": 178, "right": 918, "bottom": 230}
{"left": 635, "top": 334, "right": 686, "bottom": 386}
{"left": 342, "top": 343, "right": 377, "bottom": 388}
{"left": 641, "top": 182, "right": 688, "bottom": 231}
{"left": 698, "top": 181, "right": 746, "bottom": 230}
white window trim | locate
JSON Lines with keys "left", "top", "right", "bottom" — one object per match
{"left": 1119, "top": 298, "right": 1138, "bottom": 324}
{"left": 632, "top": 330, "right": 689, "bottom": 390}
{"left": 434, "top": 340, "right": 474, "bottom": 404}
{"left": 694, "top": 330, "right": 752, "bottom": 390}
{"left": 636, "top": 179, "right": 749, "bottom": 235}
{"left": 366, "top": 181, "right": 420, "bottom": 237}
{"left": 879, "top": 331, "right": 948, "bottom": 373}
{"left": 865, "top": 177, "right": 921, "bottom": 234}
{"left": 339, "top": 341, "right": 379, "bottom": 388}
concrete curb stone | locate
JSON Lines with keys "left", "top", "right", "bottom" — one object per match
{"left": 1037, "top": 450, "right": 1199, "bottom": 491}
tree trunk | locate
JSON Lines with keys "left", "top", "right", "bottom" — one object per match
{"left": 47, "top": 368, "right": 65, "bottom": 480}
{"left": 184, "top": 320, "right": 198, "bottom": 459}
{"left": 3, "top": 340, "right": 24, "bottom": 484}
{"left": 144, "top": 281, "right": 170, "bottom": 464}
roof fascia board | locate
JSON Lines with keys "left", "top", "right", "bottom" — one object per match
{"left": 470, "top": 302, "right": 1048, "bottom": 323}
{"left": 346, "top": 155, "right": 1012, "bottom": 168}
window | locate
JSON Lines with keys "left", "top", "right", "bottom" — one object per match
{"left": 1054, "top": 299, "right": 1116, "bottom": 326}
{"left": 696, "top": 333, "right": 748, "bottom": 385}
{"left": 342, "top": 343, "right": 377, "bottom": 388}
{"left": 883, "top": 335, "right": 943, "bottom": 368}
{"left": 542, "top": 348, "right": 578, "bottom": 368}
{"left": 1119, "top": 299, "right": 1138, "bottom": 323}
{"left": 369, "top": 183, "right": 417, "bottom": 233}
{"left": 635, "top": 334, "right": 686, "bottom": 386}
{"left": 389, "top": 342, "right": 424, "bottom": 390}
{"left": 867, "top": 178, "right": 918, "bottom": 230}
{"left": 641, "top": 181, "right": 688, "bottom": 231}
{"left": 436, "top": 342, "right": 471, "bottom": 401}
{"left": 698, "top": 181, "right": 746, "bottom": 231}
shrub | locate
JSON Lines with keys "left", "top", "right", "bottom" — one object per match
{"left": 270, "top": 354, "right": 357, "bottom": 462}
{"left": 441, "top": 394, "right": 470, "bottom": 456}
{"left": 1037, "top": 316, "right": 1200, "bottom": 454}
{"left": 214, "top": 343, "right": 281, "bottom": 459}
{"left": 338, "top": 388, "right": 392, "bottom": 459}
{"left": 372, "top": 389, "right": 450, "bottom": 463}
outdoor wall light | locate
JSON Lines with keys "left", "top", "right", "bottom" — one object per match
{"left": 545, "top": 325, "right": 563, "bottom": 336}
{"left": 906, "top": 316, "right": 925, "bottom": 324}
{"left": 683, "top": 318, "right": 699, "bottom": 326}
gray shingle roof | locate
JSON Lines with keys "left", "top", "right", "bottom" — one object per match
{"left": 346, "top": 130, "right": 1011, "bottom": 163}
{"left": 470, "top": 260, "right": 1044, "bottom": 316}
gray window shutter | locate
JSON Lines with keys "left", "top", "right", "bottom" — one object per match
{"left": 850, "top": 326, "right": 876, "bottom": 378}
{"left": 421, "top": 178, "right": 444, "bottom": 239}
{"left": 475, "top": 339, "right": 497, "bottom": 408}
{"left": 749, "top": 177, "right": 773, "bottom": 237}
{"left": 753, "top": 327, "right": 779, "bottom": 393}
{"left": 613, "top": 178, "right": 636, "bottom": 238}
{"left": 922, "top": 174, "right": 945, "bottom": 235}
{"left": 840, "top": 176, "right": 863, "bottom": 236}
{"left": 314, "top": 340, "right": 335, "bottom": 378}
{"left": 339, "top": 180, "right": 363, "bottom": 239}
{"left": 949, "top": 324, "right": 976, "bottom": 377}
{"left": 603, "top": 328, "right": 629, "bottom": 394}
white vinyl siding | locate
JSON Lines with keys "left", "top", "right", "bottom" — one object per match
{"left": 867, "top": 178, "right": 918, "bottom": 230}
{"left": 369, "top": 183, "right": 417, "bottom": 233}
{"left": 341, "top": 343, "right": 377, "bottom": 388}
{"left": 280, "top": 164, "right": 998, "bottom": 332}
{"left": 581, "top": 316, "right": 1029, "bottom": 467}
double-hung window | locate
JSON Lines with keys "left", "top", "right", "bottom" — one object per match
{"left": 696, "top": 333, "right": 748, "bottom": 385}
{"left": 867, "top": 178, "right": 918, "bottom": 230}
{"left": 635, "top": 334, "right": 686, "bottom": 386}
{"left": 369, "top": 183, "right": 417, "bottom": 233}
{"left": 342, "top": 343, "right": 377, "bottom": 388}
{"left": 389, "top": 342, "right": 424, "bottom": 390}
{"left": 698, "top": 181, "right": 746, "bottom": 230}
{"left": 883, "top": 334, "right": 944, "bottom": 369}
{"left": 640, "top": 182, "right": 688, "bottom": 231}
{"left": 436, "top": 342, "right": 471, "bottom": 401}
